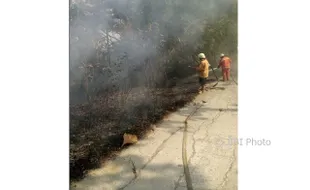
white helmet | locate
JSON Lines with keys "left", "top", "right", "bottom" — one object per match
{"left": 198, "top": 53, "right": 206, "bottom": 59}
{"left": 220, "top": 53, "right": 225, "bottom": 57}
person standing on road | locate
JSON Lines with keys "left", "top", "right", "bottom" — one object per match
{"left": 196, "top": 53, "right": 210, "bottom": 94}
{"left": 218, "top": 53, "right": 232, "bottom": 81}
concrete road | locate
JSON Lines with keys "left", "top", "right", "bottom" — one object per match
{"left": 71, "top": 81, "right": 238, "bottom": 190}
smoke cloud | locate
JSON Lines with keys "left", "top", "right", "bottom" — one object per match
{"left": 69, "top": 0, "right": 236, "bottom": 104}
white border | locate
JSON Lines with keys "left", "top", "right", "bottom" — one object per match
{"left": 0, "top": 0, "right": 69, "bottom": 189}
{"left": 239, "top": 0, "right": 310, "bottom": 189}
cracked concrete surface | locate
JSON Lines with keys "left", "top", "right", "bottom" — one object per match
{"left": 71, "top": 81, "right": 238, "bottom": 190}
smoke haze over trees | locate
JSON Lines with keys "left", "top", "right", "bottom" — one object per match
{"left": 70, "top": 0, "right": 237, "bottom": 103}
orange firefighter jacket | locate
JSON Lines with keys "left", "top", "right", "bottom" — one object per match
{"left": 197, "top": 59, "right": 209, "bottom": 78}
{"left": 219, "top": 56, "right": 232, "bottom": 69}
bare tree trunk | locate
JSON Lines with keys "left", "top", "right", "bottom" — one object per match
{"left": 106, "top": 29, "right": 111, "bottom": 67}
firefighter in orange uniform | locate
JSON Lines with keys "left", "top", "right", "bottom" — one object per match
{"left": 218, "top": 53, "right": 232, "bottom": 81}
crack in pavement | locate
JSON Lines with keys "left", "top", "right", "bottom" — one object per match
{"left": 216, "top": 146, "right": 237, "bottom": 190}
{"left": 195, "top": 111, "right": 222, "bottom": 143}
{"left": 174, "top": 173, "right": 185, "bottom": 190}
{"left": 118, "top": 126, "right": 184, "bottom": 190}
{"left": 178, "top": 92, "right": 236, "bottom": 189}
{"left": 212, "top": 93, "right": 237, "bottom": 190}
{"left": 197, "top": 93, "right": 234, "bottom": 143}
{"left": 173, "top": 108, "right": 223, "bottom": 190}
{"left": 120, "top": 104, "right": 203, "bottom": 190}
{"left": 173, "top": 104, "right": 206, "bottom": 190}
{"left": 188, "top": 111, "right": 219, "bottom": 162}
{"left": 129, "top": 158, "right": 138, "bottom": 178}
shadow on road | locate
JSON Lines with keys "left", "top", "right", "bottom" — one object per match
{"left": 71, "top": 153, "right": 209, "bottom": 190}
